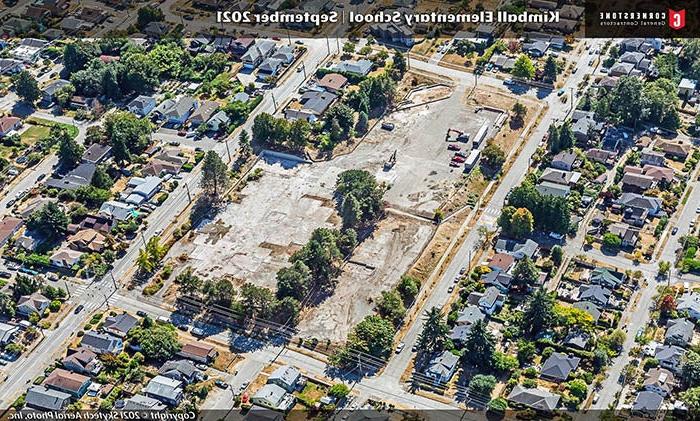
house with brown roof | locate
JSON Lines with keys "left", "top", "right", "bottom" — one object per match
{"left": 0, "top": 116, "right": 22, "bottom": 137}
{"left": 317, "top": 73, "right": 348, "bottom": 93}
{"left": 586, "top": 148, "right": 616, "bottom": 166}
{"left": 488, "top": 253, "right": 515, "bottom": 273}
{"left": 657, "top": 140, "right": 692, "bottom": 160}
{"left": 0, "top": 216, "right": 23, "bottom": 247}
{"left": 50, "top": 248, "right": 83, "bottom": 269}
{"left": 642, "top": 165, "right": 674, "bottom": 184}
{"left": 17, "top": 292, "right": 50, "bottom": 317}
{"left": 177, "top": 342, "right": 218, "bottom": 364}
{"left": 62, "top": 347, "right": 102, "bottom": 375}
{"left": 67, "top": 229, "right": 108, "bottom": 253}
{"left": 79, "top": 6, "right": 108, "bottom": 23}
{"left": 622, "top": 172, "right": 655, "bottom": 192}
{"left": 141, "top": 160, "right": 184, "bottom": 177}
{"left": 44, "top": 368, "right": 91, "bottom": 398}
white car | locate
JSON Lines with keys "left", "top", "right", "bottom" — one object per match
{"left": 395, "top": 342, "right": 405, "bottom": 354}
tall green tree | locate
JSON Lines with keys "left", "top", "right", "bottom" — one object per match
{"left": 376, "top": 290, "right": 406, "bottom": 325}
{"left": 522, "top": 288, "right": 555, "bottom": 336}
{"left": 57, "top": 129, "right": 85, "bottom": 169}
{"left": 416, "top": 307, "right": 449, "bottom": 354}
{"left": 347, "top": 314, "right": 396, "bottom": 358}
{"left": 512, "top": 55, "right": 535, "bottom": 79}
{"left": 543, "top": 55, "right": 558, "bottom": 82}
{"left": 27, "top": 202, "right": 69, "bottom": 242}
{"left": 200, "top": 151, "right": 231, "bottom": 199}
{"left": 15, "top": 71, "right": 41, "bottom": 104}
{"left": 512, "top": 257, "right": 539, "bottom": 288}
{"left": 276, "top": 261, "right": 311, "bottom": 301}
{"left": 463, "top": 319, "right": 495, "bottom": 368}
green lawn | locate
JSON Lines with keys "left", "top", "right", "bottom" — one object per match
{"left": 20, "top": 125, "right": 51, "bottom": 146}
{"left": 26, "top": 117, "right": 79, "bottom": 140}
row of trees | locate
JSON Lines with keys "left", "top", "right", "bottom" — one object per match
{"left": 252, "top": 113, "right": 311, "bottom": 151}
{"left": 547, "top": 121, "right": 575, "bottom": 154}
{"left": 505, "top": 180, "right": 571, "bottom": 234}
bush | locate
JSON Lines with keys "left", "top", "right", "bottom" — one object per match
{"left": 143, "top": 279, "right": 164, "bottom": 296}
{"left": 155, "top": 192, "right": 169, "bottom": 205}
{"left": 523, "top": 367, "right": 538, "bottom": 378}
{"left": 522, "top": 378, "right": 537, "bottom": 388}
{"left": 58, "top": 189, "right": 76, "bottom": 202}
{"left": 49, "top": 300, "right": 61, "bottom": 312}
{"left": 182, "top": 163, "right": 194, "bottom": 172}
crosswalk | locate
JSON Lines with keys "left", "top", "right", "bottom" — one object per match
{"left": 67, "top": 283, "right": 120, "bottom": 313}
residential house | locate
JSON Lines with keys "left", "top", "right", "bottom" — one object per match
{"left": 158, "top": 360, "right": 202, "bottom": 384}
{"left": 241, "top": 40, "right": 276, "bottom": 68}
{"left": 0, "top": 59, "right": 24, "bottom": 75}
{"left": 103, "top": 313, "right": 138, "bottom": 338}
{"left": 81, "top": 144, "right": 112, "bottom": 165}
{"left": 189, "top": 100, "right": 219, "bottom": 127}
{"left": 272, "top": 45, "right": 295, "bottom": 64}
{"left": 578, "top": 285, "right": 611, "bottom": 307}
{"left": 177, "top": 342, "right": 218, "bottom": 364}
{"left": 207, "top": 111, "right": 230, "bottom": 132}
{"left": 665, "top": 318, "right": 694, "bottom": 347}
{"left": 0, "top": 116, "right": 22, "bottom": 137}
{"left": 68, "top": 229, "right": 107, "bottom": 253}
{"left": 679, "top": 78, "right": 697, "bottom": 99}
{"left": 143, "top": 375, "right": 184, "bottom": 406}
{"left": 494, "top": 239, "right": 539, "bottom": 261}
{"left": 0, "top": 216, "right": 23, "bottom": 247}
{"left": 141, "top": 159, "right": 183, "bottom": 177}
{"left": 535, "top": 181, "right": 570, "bottom": 198}
{"left": 0, "top": 322, "right": 19, "bottom": 345}
{"left": 331, "top": 59, "right": 373, "bottom": 76}
{"left": 522, "top": 40, "right": 549, "bottom": 57}
{"left": 284, "top": 91, "right": 338, "bottom": 122}
{"left": 507, "top": 385, "right": 560, "bottom": 411}
{"left": 455, "top": 305, "right": 485, "bottom": 327}
{"left": 80, "top": 331, "right": 123, "bottom": 355}
{"left": 127, "top": 95, "right": 157, "bottom": 117}
{"left": 657, "top": 140, "right": 692, "bottom": 160}
{"left": 164, "top": 97, "right": 197, "bottom": 125}
{"left": 46, "top": 162, "right": 97, "bottom": 191}
{"left": 230, "top": 37, "right": 255, "bottom": 58}
{"left": 12, "top": 38, "right": 49, "bottom": 62}
{"left": 607, "top": 223, "right": 640, "bottom": 248}
{"left": 488, "top": 253, "right": 515, "bottom": 273}
{"left": 609, "top": 62, "right": 634, "bottom": 76}
{"left": 478, "top": 286, "right": 504, "bottom": 315}
{"left": 122, "top": 394, "right": 167, "bottom": 411}
{"left": 564, "top": 331, "right": 590, "bottom": 350}
{"left": 540, "top": 352, "right": 580, "bottom": 382}
{"left": 317, "top": 73, "right": 348, "bottom": 93}
{"left": 257, "top": 58, "right": 284, "bottom": 79}
{"left": 586, "top": 148, "right": 616, "bottom": 166}
{"left": 589, "top": 267, "right": 625, "bottom": 289}
{"left": 642, "top": 165, "right": 674, "bottom": 185}
{"left": 44, "top": 368, "right": 91, "bottom": 398}
{"left": 632, "top": 391, "right": 663, "bottom": 416}
{"left": 99, "top": 201, "right": 137, "bottom": 223}
{"left": 25, "top": 386, "right": 71, "bottom": 411}
{"left": 539, "top": 168, "right": 581, "bottom": 186}
{"left": 41, "top": 79, "right": 71, "bottom": 104}
{"left": 424, "top": 350, "right": 459, "bottom": 384}
{"left": 640, "top": 149, "right": 666, "bottom": 167}
{"left": 268, "top": 365, "right": 301, "bottom": 392}
{"left": 602, "top": 126, "right": 628, "bottom": 151}
{"left": 622, "top": 172, "right": 655, "bottom": 192}
{"left": 678, "top": 292, "right": 700, "bottom": 320}
{"left": 62, "top": 347, "right": 102, "bottom": 375}
{"left": 617, "top": 193, "right": 663, "bottom": 217}
{"left": 124, "top": 176, "right": 162, "bottom": 206}
{"left": 644, "top": 368, "right": 675, "bottom": 397}
{"left": 622, "top": 205, "right": 650, "bottom": 227}
{"left": 50, "top": 247, "right": 83, "bottom": 269}
{"left": 573, "top": 301, "right": 601, "bottom": 323}
{"left": 250, "top": 384, "right": 295, "bottom": 411}
{"left": 620, "top": 51, "right": 645, "bottom": 67}
{"left": 551, "top": 151, "right": 577, "bottom": 171}
{"left": 480, "top": 271, "right": 513, "bottom": 293}
{"left": 17, "top": 292, "right": 50, "bottom": 317}
{"left": 79, "top": 6, "right": 108, "bottom": 23}
{"left": 143, "top": 22, "right": 171, "bottom": 38}
{"left": 655, "top": 345, "right": 686, "bottom": 372}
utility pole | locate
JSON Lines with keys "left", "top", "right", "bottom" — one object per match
{"left": 326, "top": 36, "right": 330, "bottom": 54}
{"left": 336, "top": 38, "right": 340, "bottom": 53}
{"left": 570, "top": 87, "right": 574, "bottom": 113}
{"left": 102, "top": 293, "right": 110, "bottom": 309}
{"left": 286, "top": 29, "right": 291, "bottom": 46}
{"left": 109, "top": 270, "right": 118, "bottom": 290}
{"left": 140, "top": 230, "right": 147, "bottom": 247}
{"left": 64, "top": 281, "right": 71, "bottom": 299}
{"left": 225, "top": 139, "right": 232, "bottom": 163}
{"left": 270, "top": 91, "right": 278, "bottom": 110}
{"left": 301, "top": 62, "right": 307, "bottom": 79}
{"left": 184, "top": 183, "right": 192, "bottom": 203}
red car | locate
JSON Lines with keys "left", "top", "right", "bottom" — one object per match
{"left": 448, "top": 144, "right": 461, "bottom": 151}
{"left": 452, "top": 156, "right": 465, "bottom": 163}
{"left": 454, "top": 152, "right": 467, "bottom": 158}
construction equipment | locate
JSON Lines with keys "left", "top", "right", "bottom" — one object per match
{"left": 384, "top": 150, "right": 397, "bottom": 170}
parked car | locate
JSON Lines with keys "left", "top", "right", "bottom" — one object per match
{"left": 191, "top": 327, "right": 206, "bottom": 337}
{"left": 381, "top": 122, "right": 395, "bottom": 131}
{"left": 136, "top": 310, "right": 148, "bottom": 317}
{"left": 0, "top": 271, "right": 12, "bottom": 279}
{"left": 197, "top": 363, "right": 209, "bottom": 371}
{"left": 215, "top": 380, "right": 228, "bottom": 388}
{"left": 672, "top": 226, "right": 679, "bottom": 235}
{"left": 178, "top": 324, "right": 190, "bottom": 331}
{"left": 447, "top": 285, "right": 455, "bottom": 293}
{"left": 449, "top": 161, "right": 461, "bottom": 168}
{"left": 74, "top": 304, "right": 84, "bottom": 314}
{"left": 448, "top": 144, "right": 460, "bottom": 151}
{"left": 395, "top": 342, "right": 405, "bottom": 354}
{"left": 452, "top": 156, "right": 465, "bottom": 163}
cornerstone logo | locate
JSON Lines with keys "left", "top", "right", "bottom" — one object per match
{"left": 669, "top": 9, "right": 686, "bottom": 30}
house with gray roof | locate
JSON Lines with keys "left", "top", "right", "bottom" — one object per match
{"left": 25, "top": 386, "right": 71, "bottom": 411}
{"left": 122, "top": 394, "right": 167, "bottom": 411}
{"left": 507, "top": 385, "right": 560, "bottom": 411}
{"left": 632, "top": 391, "right": 663, "bottom": 415}
{"left": 163, "top": 96, "right": 197, "bottom": 125}
{"left": 143, "top": 375, "right": 184, "bottom": 406}
{"left": 331, "top": 59, "right": 373, "bottom": 76}
{"left": 455, "top": 305, "right": 485, "bottom": 326}
{"left": 17, "top": 292, "right": 50, "bottom": 317}
{"left": 655, "top": 345, "right": 686, "bottom": 372}
{"left": 540, "top": 352, "right": 580, "bottom": 382}
{"left": 539, "top": 168, "right": 582, "bottom": 186}
{"left": 80, "top": 331, "right": 123, "bottom": 355}
{"left": 617, "top": 193, "right": 663, "bottom": 217}
{"left": 478, "top": 286, "right": 504, "bottom": 315}
{"left": 424, "top": 350, "right": 459, "bottom": 384}
{"left": 610, "top": 62, "right": 635, "bottom": 77}
{"left": 41, "top": 79, "right": 71, "bottom": 104}
{"left": 258, "top": 58, "right": 284, "bottom": 78}
{"left": 81, "top": 144, "right": 111, "bottom": 165}
{"left": 678, "top": 292, "right": 700, "bottom": 320}
{"left": 103, "top": 312, "right": 138, "bottom": 338}
{"left": 62, "top": 347, "right": 101, "bottom": 375}
{"left": 0, "top": 322, "right": 19, "bottom": 345}
{"left": 679, "top": 78, "right": 697, "bottom": 99}
{"left": 272, "top": 45, "right": 295, "bottom": 64}
{"left": 99, "top": 201, "right": 136, "bottom": 223}
{"left": 284, "top": 91, "right": 338, "bottom": 122}
{"left": 535, "top": 181, "right": 570, "bottom": 198}
{"left": 480, "top": 270, "right": 513, "bottom": 293}
{"left": 578, "top": 285, "right": 612, "bottom": 307}
{"left": 449, "top": 324, "right": 474, "bottom": 345}
{"left": 0, "top": 59, "right": 23, "bottom": 75}
{"left": 564, "top": 331, "right": 590, "bottom": 350}
{"left": 644, "top": 368, "right": 675, "bottom": 397}
{"left": 494, "top": 238, "right": 539, "bottom": 261}
{"left": 241, "top": 40, "right": 276, "bottom": 68}
{"left": 46, "top": 162, "right": 97, "bottom": 191}
{"left": 551, "top": 151, "right": 577, "bottom": 171}
{"left": 640, "top": 149, "right": 666, "bottom": 167}
{"left": 589, "top": 267, "right": 626, "bottom": 289}
{"left": 127, "top": 95, "right": 157, "bottom": 117}
{"left": 665, "top": 318, "right": 694, "bottom": 347}
{"left": 124, "top": 176, "right": 162, "bottom": 206}
{"left": 250, "top": 384, "right": 295, "bottom": 411}
{"left": 158, "top": 359, "right": 202, "bottom": 384}
{"left": 268, "top": 365, "right": 301, "bottom": 392}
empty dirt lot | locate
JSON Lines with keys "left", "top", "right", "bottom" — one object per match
{"left": 166, "top": 84, "right": 502, "bottom": 340}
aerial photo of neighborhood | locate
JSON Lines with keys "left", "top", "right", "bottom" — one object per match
{"left": 0, "top": 0, "right": 699, "bottom": 419}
